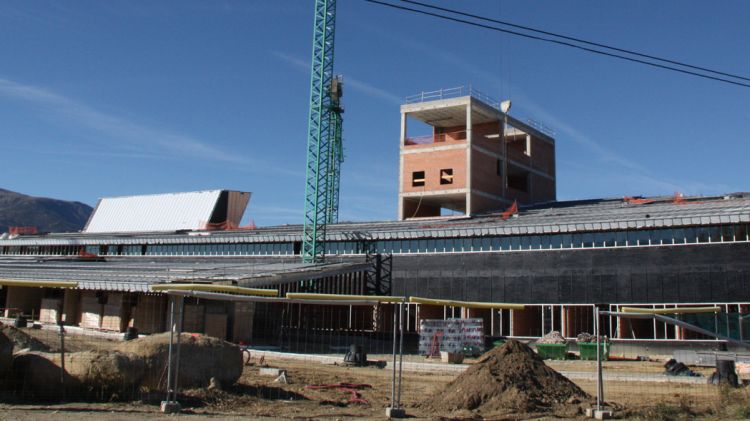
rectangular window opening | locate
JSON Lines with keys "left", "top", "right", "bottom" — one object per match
{"left": 440, "top": 168, "right": 453, "bottom": 185}
{"left": 412, "top": 170, "right": 425, "bottom": 187}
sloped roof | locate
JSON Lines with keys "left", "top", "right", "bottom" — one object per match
{"left": 83, "top": 190, "right": 224, "bottom": 233}
{"left": 0, "top": 257, "right": 369, "bottom": 292}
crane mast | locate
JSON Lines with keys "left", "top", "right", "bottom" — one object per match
{"left": 302, "top": 0, "right": 344, "bottom": 263}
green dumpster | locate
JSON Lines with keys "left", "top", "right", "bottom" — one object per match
{"left": 535, "top": 343, "right": 568, "bottom": 360}
{"left": 578, "top": 342, "right": 610, "bottom": 361}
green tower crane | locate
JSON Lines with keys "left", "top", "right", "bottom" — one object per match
{"left": 302, "top": 0, "right": 344, "bottom": 263}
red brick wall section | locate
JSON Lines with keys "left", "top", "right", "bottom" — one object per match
{"left": 471, "top": 148, "right": 503, "bottom": 197}
{"left": 531, "top": 137, "right": 555, "bottom": 175}
{"left": 402, "top": 148, "right": 467, "bottom": 193}
{"left": 472, "top": 122, "right": 503, "bottom": 153}
{"left": 531, "top": 174, "right": 556, "bottom": 202}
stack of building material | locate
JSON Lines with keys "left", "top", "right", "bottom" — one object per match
{"left": 131, "top": 295, "right": 166, "bottom": 334}
{"left": 182, "top": 303, "right": 205, "bottom": 333}
{"left": 232, "top": 302, "right": 255, "bottom": 343}
{"left": 79, "top": 293, "right": 102, "bottom": 329}
{"left": 101, "top": 293, "right": 126, "bottom": 331}
{"left": 62, "top": 290, "right": 80, "bottom": 325}
{"left": 39, "top": 298, "right": 62, "bottom": 324}
{"left": 205, "top": 313, "right": 227, "bottom": 340}
{"left": 418, "top": 318, "right": 484, "bottom": 355}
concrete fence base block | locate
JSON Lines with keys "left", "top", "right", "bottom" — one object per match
{"left": 385, "top": 407, "right": 406, "bottom": 418}
{"left": 259, "top": 367, "right": 286, "bottom": 377}
{"left": 585, "top": 408, "right": 613, "bottom": 419}
{"left": 160, "top": 401, "right": 181, "bottom": 414}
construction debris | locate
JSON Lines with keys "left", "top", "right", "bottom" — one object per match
{"left": 306, "top": 383, "right": 372, "bottom": 405}
{"left": 420, "top": 339, "right": 589, "bottom": 416}
{"left": 576, "top": 332, "right": 610, "bottom": 344}
{"left": 537, "top": 331, "right": 567, "bottom": 344}
{"left": 664, "top": 359, "right": 701, "bottom": 377}
{"left": 274, "top": 372, "right": 289, "bottom": 384}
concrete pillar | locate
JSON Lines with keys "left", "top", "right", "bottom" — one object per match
{"left": 398, "top": 112, "right": 407, "bottom": 220}
{"left": 62, "top": 289, "right": 80, "bottom": 325}
{"left": 465, "top": 100, "right": 473, "bottom": 215}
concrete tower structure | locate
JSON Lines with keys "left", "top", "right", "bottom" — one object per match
{"left": 398, "top": 88, "right": 557, "bottom": 220}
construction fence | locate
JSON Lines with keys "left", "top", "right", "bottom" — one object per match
{"left": 2, "top": 292, "right": 750, "bottom": 419}
{"left": 0, "top": 294, "right": 172, "bottom": 404}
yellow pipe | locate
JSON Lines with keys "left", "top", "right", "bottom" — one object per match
{"left": 620, "top": 306, "right": 721, "bottom": 315}
{"left": 150, "top": 284, "right": 278, "bottom": 296}
{"left": 409, "top": 296, "right": 525, "bottom": 310}
{"left": 0, "top": 279, "right": 78, "bottom": 289}
{"left": 286, "top": 293, "right": 405, "bottom": 303}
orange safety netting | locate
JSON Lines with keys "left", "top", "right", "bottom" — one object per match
{"left": 202, "top": 220, "right": 257, "bottom": 231}
{"left": 501, "top": 201, "right": 518, "bottom": 220}
{"left": 8, "top": 226, "right": 37, "bottom": 235}
{"left": 623, "top": 196, "right": 656, "bottom": 205}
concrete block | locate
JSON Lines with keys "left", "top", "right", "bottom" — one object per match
{"left": 585, "top": 408, "right": 613, "bottom": 419}
{"left": 594, "top": 409, "right": 613, "bottom": 420}
{"left": 259, "top": 367, "right": 286, "bottom": 377}
{"left": 385, "top": 407, "right": 406, "bottom": 418}
{"left": 160, "top": 401, "right": 181, "bottom": 414}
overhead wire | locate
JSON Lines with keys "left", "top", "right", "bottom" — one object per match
{"left": 362, "top": 0, "right": 750, "bottom": 89}
{"left": 397, "top": 0, "right": 750, "bottom": 83}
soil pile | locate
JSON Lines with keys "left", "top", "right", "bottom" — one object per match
{"left": 117, "top": 332, "right": 242, "bottom": 390}
{"left": 0, "top": 331, "right": 12, "bottom": 376}
{"left": 10, "top": 350, "right": 145, "bottom": 400}
{"left": 421, "top": 339, "right": 589, "bottom": 416}
{"left": 0, "top": 325, "right": 50, "bottom": 352}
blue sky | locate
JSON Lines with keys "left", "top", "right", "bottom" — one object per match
{"left": 1, "top": 1, "right": 748, "bottom": 226}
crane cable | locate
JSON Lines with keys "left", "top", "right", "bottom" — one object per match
{"left": 396, "top": 0, "right": 750, "bottom": 83}
{"left": 362, "top": 0, "right": 750, "bottom": 89}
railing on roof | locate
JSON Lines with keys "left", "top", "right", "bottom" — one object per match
{"left": 526, "top": 118, "right": 556, "bottom": 137}
{"left": 405, "top": 86, "right": 501, "bottom": 109}
{"left": 405, "top": 130, "right": 467, "bottom": 145}
{"left": 405, "top": 86, "right": 556, "bottom": 138}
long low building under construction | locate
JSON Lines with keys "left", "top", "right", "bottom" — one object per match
{"left": 0, "top": 89, "right": 748, "bottom": 351}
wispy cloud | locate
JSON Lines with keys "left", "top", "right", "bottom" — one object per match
{"left": 270, "top": 51, "right": 403, "bottom": 105}
{"left": 520, "top": 98, "right": 740, "bottom": 196}
{"left": 0, "top": 77, "right": 251, "bottom": 165}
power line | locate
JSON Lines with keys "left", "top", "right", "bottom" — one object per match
{"left": 398, "top": 0, "right": 750, "bottom": 83}
{"left": 362, "top": 0, "right": 750, "bottom": 89}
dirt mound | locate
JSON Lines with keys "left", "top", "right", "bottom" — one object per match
{"left": 116, "top": 332, "right": 242, "bottom": 390}
{"left": 0, "top": 332, "right": 12, "bottom": 376}
{"left": 0, "top": 325, "right": 50, "bottom": 352}
{"left": 421, "top": 339, "right": 589, "bottom": 416}
{"left": 10, "top": 350, "right": 145, "bottom": 400}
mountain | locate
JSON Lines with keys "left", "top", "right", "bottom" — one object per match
{"left": 0, "top": 188, "right": 93, "bottom": 233}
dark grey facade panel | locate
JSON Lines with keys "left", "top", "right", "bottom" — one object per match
{"left": 390, "top": 243, "right": 750, "bottom": 304}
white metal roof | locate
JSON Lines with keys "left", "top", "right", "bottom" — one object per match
{"left": 83, "top": 190, "right": 224, "bottom": 233}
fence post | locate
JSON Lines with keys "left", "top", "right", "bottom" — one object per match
{"left": 390, "top": 303, "right": 397, "bottom": 406}
{"left": 58, "top": 319, "right": 65, "bottom": 402}
{"left": 595, "top": 305, "right": 604, "bottom": 410}
{"left": 161, "top": 294, "right": 181, "bottom": 413}
{"left": 397, "top": 300, "right": 404, "bottom": 408}
{"left": 386, "top": 302, "right": 406, "bottom": 418}
{"left": 165, "top": 295, "right": 175, "bottom": 401}
{"left": 172, "top": 296, "right": 184, "bottom": 402}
